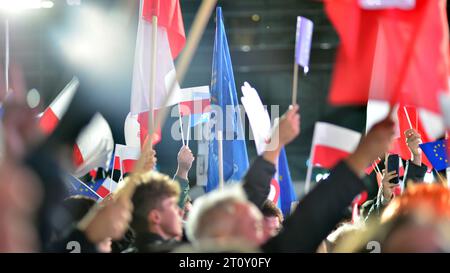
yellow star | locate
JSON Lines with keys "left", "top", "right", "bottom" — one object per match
{"left": 438, "top": 144, "right": 441, "bottom": 147}
{"left": 279, "top": 175, "right": 283, "bottom": 181}
{"left": 440, "top": 157, "right": 443, "bottom": 161}
{"left": 436, "top": 154, "right": 439, "bottom": 157}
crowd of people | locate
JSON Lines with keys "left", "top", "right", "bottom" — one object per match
{"left": 1, "top": 92, "right": 450, "bottom": 254}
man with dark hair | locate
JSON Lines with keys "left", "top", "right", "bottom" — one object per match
{"left": 261, "top": 200, "right": 283, "bottom": 242}
{"left": 59, "top": 195, "right": 112, "bottom": 253}
{"left": 130, "top": 172, "right": 183, "bottom": 252}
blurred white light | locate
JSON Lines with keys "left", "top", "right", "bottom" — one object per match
{"left": 59, "top": 6, "right": 127, "bottom": 69}
{"left": 41, "top": 1, "right": 53, "bottom": 9}
{"left": 319, "top": 43, "right": 332, "bottom": 50}
{"left": 0, "top": 0, "right": 52, "bottom": 13}
{"left": 315, "top": 174, "right": 323, "bottom": 182}
{"left": 66, "top": 0, "right": 81, "bottom": 6}
{"left": 241, "top": 45, "right": 251, "bottom": 52}
{"left": 424, "top": 171, "right": 434, "bottom": 183}
{"left": 26, "top": 88, "right": 40, "bottom": 108}
{"left": 251, "top": 14, "right": 260, "bottom": 22}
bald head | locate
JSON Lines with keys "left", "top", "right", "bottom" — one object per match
{"left": 186, "top": 185, "right": 264, "bottom": 247}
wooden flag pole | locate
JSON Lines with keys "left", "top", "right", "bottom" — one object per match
{"left": 217, "top": 130, "right": 224, "bottom": 189}
{"left": 178, "top": 108, "right": 186, "bottom": 146}
{"left": 186, "top": 115, "right": 191, "bottom": 148}
{"left": 292, "top": 63, "right": 299, "bottom": 105}
{"left": 403, "top": 106, "right": 413, "bottom": 129}
{"left": 149, "top": 0, "right": 217, "bottom": 148}
{"left": 147, "top": 15, "right": 158, "bottom": 151}
{"left": 78, "top": 1, "right": 218, "bottom": 232}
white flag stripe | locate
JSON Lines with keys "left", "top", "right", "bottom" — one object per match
{"left": 419, "top": 108, "right": 445, "bottom": 139}
{"left": 124, "top": 113, "right": 141, "bottom": 148}
{"left": 77, "top": 113, "right": 114, "bottom": 165}
{"left": 313, "top": 122, "right": 361, "bottom": 153}
{"left": 439, "top": 93, "right": 450, "bottom": 129}
{"left": 130, "top": 17, "right": 182, "bottom": 114}
{"left": 115, "top": 144, "right": 141, "bottom": 160}
{"left": 366, "top": 99, "right": 400, "bottom": 137}
{"left": 179, "top": 86, "right": 211, "bottom": 102}
{"left": 48, "top": 77, "right": 79, "bottom": 119}
{"left": 241, "top": 82, "right": 272, "bottom": 155}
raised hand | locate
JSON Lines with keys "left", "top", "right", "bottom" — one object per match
{"left": 404, "top": 128, "right": 422, "bottom": 166}
{"left": 176, "top": 145, "right": 195, "bottom": 180}
{"left": 346, "top": 118, "right": 396, "bottom": 177}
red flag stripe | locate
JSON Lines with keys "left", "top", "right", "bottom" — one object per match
{"left": 39, "top": 108, "right": 59, "bottom": 135}
{"left": 312, "top": 145, "right": 352, "bottom": 169}
{"left": 179, "top": 99, "right": 211, "bottom": 116}
{"left": 142, "top": 0, "right": 186, "bottom": 59}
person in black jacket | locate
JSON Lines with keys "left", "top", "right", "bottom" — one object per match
{"left": 185, "top": 106, "right": 396, "bottom": 252}
{"left": 365, "top": 128, "right": 428, "bottom": 220}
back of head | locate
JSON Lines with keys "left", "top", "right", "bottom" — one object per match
{"left": 336, "top": 184, "right": 450, "bottom": 252}
{"left": 130, "top": 171, "right": 180, "bottom": 234}
{"left": 62, "top": 195, "right": 96, "bottom": 223}
{"left": 185, "top": 185, "right": 260, "bottom": 247}
{"left": 261, "top": 200, "right": 284, "bottom": 222}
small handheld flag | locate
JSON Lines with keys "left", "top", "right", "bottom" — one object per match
{"left": 295, "top": 16, "right": 314, "bottom": 74}
{"left": 420, "top": 140, "right": 448, "bottom": 171}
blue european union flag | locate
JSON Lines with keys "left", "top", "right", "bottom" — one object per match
{"left": 420, "top": 139, "right": 448, "bottom": 171}
{"left": 206, "top": 7, "right": 249, "bottom": 192}
{"left": 277, "top": 148, "right": 297, "bottom": 216}
{"left": 65, "top": 175, "right": 102, "bottom": 201}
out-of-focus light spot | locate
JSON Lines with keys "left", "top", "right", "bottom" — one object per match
{"left": 67, "top": 0, "right": 81, "bottom": 5}
{"left": 241, "top": 45, "right": 251, "bottom": 52}
{"left": 251, "top": 14, "right": 260, "bottom": 22}
{"left": 41, "top": 1, "right": 53, "bottom": 8}
{"left": 315, "top": 174, "right": 323, "bottom": 182}
{"left": 266, "top": 25, "right": 270, "bottom": 29}
{"left": 26, "top": 88, "right": 40, "bottom": 108}
{"left": 424, "top": 171, "right": 434, "bottom": 183}
{"left": 0, "top": 0, "right": 54, "bottom": 13}
{"left": 319, "top": 43, "right": 332, "bottom": 50}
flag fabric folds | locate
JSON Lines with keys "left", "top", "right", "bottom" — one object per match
{"left": 206, "top": 7, "right": 249, "bottom": 192}
{"left": 112, "top": 144, "right": 141, "bottom": 181}
{"left": 241, "top": 82, "right": 296, "bottom": 216}
{"left": 130, "top": 0, "right": 185, "bottom": 115}
{"left": 311, "top": 122, "right": 362, "bottom": 169}
{"left": 276, "top": 148, "right": 297, "bottom": 217}
{"left": 65, "top": 175, "right": 103, "bottom": 201}
{"left": 325, "top": 0, "right": 450, "bottom": 114}
{"left": 178, "top": 86, "right": 211, "bottom": 127}
{"left": 419, "top": 140, "right": 448, "bottom": 171}
{"left": 72, "top": 113, "right": 115, "bottom": 177}
{"left": 142, "top": 0, "right": 186, "bottom": 58}
{"left": 39, "top": 77, "right": 79, "bottom": 135}
{"left": 295, "top": 16, "right": 314, "bottom": 73}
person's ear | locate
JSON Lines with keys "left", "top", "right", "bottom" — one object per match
{"left": 148, "top": 209, "right": 160, "bottom": 225}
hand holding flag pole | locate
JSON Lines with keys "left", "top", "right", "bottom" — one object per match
{"left": 115, "top": 0, "right": 217, "bottom": 200}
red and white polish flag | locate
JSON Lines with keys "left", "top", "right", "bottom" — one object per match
{"left": 39, "top": 77, "right": 79, "bottom": 135}
{"left": 112, "top": 144, "right": 141, "bottom": 180}
{"left": 73, "top": 113, "right": 115, "bottom": 177}
{"left": 311, "top": 122, "right": 362, "bottom": 169}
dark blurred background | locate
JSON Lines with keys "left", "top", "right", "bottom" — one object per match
{"left": 0, "top": 0, "right": 375, "bottom": 190}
